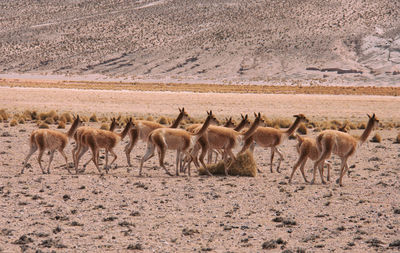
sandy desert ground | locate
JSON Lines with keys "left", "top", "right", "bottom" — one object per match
{"left": 0, "top": 86, "right": 400, "bottom": 252}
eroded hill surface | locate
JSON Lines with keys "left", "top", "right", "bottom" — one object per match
{"left": 1, "top": 0, "right": 400, "bottom": 85}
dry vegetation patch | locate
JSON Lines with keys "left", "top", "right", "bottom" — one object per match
{"left": 199, "top": 151, "right": 257, "bottom": 177}
{"left": 1, "top": 79, "right": 400, "bottom": 96}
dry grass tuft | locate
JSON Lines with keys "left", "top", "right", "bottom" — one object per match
{"left": 358, "top": 122, "right": 366, "bottom": 129}
{"left": 370, "top": 133, "right": 382, "bottom": 143}
{"left": 199, "top": 150, "right": 257, "bottom": 177}
{"left": 273, "top": 118, "right": 291, "bottom": 128}
{"left": 57, "top": 121, "right": 66, "bottom": 129}
{"left": 44, "top": 117, "right": 55, "bottom": 125}
{"left": 330, "top": 119, "right": 342, "bottom": 127}
{"left": 23, "top": 110, "right": 33, "bottom": 121}
{"left": 90, "top": 114, "right": 98, "bottom": 122}
{"left": 0, "top": 109, "right": 9, "bottom": 121}
{"left": 297, "top": 123, "right": 307, "bottom": 135}
{"left": 100, "top": 123, "right": 109, "bottom": 130}
{"left": 60, "top": 112, "right": 73, "bottom": 123}
{"left": 158, "top": 116, "right": 169, "bottom": 125}
{"left": 9, "top": 119, "right": 18, "bottom": 126}
{"left": 395, "top": 132, "right": 400, "bottom": 144}
{"left": 146, "top": 115, "right": 154, "bottom": 122}
{"left": 81, "top": 116, "right": 89, "bottom": 122}
{"left": 18, "top": 117, "right": 25, "bottom": 124}
{"left": 38, "top": 122, "right": 49, "bottom": 129}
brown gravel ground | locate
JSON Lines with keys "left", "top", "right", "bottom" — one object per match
{"left": 0, "top": 87, "right": 400, "bottom": 252}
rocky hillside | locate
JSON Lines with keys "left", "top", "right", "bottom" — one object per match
{"left": 1, "top": 0, "right": 399, "bottom": 85}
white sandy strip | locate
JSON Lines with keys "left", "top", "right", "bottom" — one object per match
{"left": 0, "top": 86, "right": 399, "bottom": 121}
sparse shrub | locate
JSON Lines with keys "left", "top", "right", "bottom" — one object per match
{"left": 146, "top": 115, "right": 154, "bottom": 122}
{"left": 330, "top": 119, "right": 341, "bottom": 127}
{"left": 23, "top": 110, "right": 32, "bottom": 120}
{"left": 44, "top": 117, "right": 55, "bottom": 125}
{"left": 47, "top": 110, "right": 57, "bottom": 119}
{"left": 100, "top": 123, "right": 109, "bottom": 130}
{"left": 395, "top": 133, "right": 400, "bottom": 144}
{"left": 39, "top": 112, "right": 47, "bottom": 120}
{"left": 9, "top": 119, "right": 18, "bottom": 126}
{"left": 274, "top": 118, "right": 291, "bottom": 128}
{"left": 18, "top": 117, "right": 25, "bottom": 124}
{"left": 370, "top": 133, "right": 382, "bottom": 143}
{"left": 330, "top": 124, "right": 338, "bottom": 130}
{"left": 297, "top": 123, "right": 307, "bottom": 135}
{"left": 30, "top": 110, "right": 38, "bottom": 120}
{"left": 60, "top": 112, "right": 73, "bottom": 123}
{"left": 57, "top": 121, "right": 66, "bottom": 129}
{"left": 99, "top": 117, "right": 108, "bottom": 123}
{"left": 0, "top": 115, "right": 3, "bottom": 122}
{"left": 38, "top": 122, "right": 49, "bottom": 129}
{"left": 358, "top": 122, "right": 366, "bottom": 129}
{"left": 348, "top": 122, "right": 357, "bottom": 130}
{"left": 263, "top": 117, "right": 274, "bottom": 127}
{"left": 59, "top": 115, "right": 67, "bottom": 123}
{"left": 199, "top": 150, "right": 257, "bottom": 177}
{"left": 0, "top": 109, "right": 9, "bottom": 121}
{"left": 89, "top": 114, "right": 98, "bottom": 122}
{"left": 80, "top": 116, "right": 89, "bottom": 122}
{"left": 158, "top": 116, "right": 169, "bottom": 125}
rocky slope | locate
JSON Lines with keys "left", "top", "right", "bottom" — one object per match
{"left": 1, "top": 0, "right": 400, "bottom": 85}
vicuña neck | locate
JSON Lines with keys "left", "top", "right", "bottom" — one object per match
{"left": 285, "top": 117, "right": 301, "bottom": 136}
{"left": 359, "top": 118, "right": 375, "bottom": 144}
{"left": 242, "top": 118, "right": 260, "bottom": 139}
{"left": 195, "top": 116, "right": 212, "bottom": 137}
{"left": 234, "top": 119, "right": 247, "bottom": 132}
{"left": 118, "top": 122, "right": 131, "bottom": 139}
{"left": 170, "top": 112, "right": 184, "bottom": 128}
{"left": 67, "top": 119, "right": 80, "bottom": 138}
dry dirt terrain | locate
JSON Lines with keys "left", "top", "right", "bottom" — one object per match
{"left": 0, "top": 86, "right": 400, "bottom": 252}
{"left": 1, "top": 0, "right": 400, "bottom": 86}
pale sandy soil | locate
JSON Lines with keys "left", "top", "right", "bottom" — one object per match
{"left": 1, "top": 87, "right": 400, "bottom": 122}
{"left": 0, "top": 87, "right": 400, "bottom": 252}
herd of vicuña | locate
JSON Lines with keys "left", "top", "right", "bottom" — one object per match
{"left": 21, "top": 108, "right": 380, "bottom": 186}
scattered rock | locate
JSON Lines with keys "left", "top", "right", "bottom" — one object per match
{"left": 53, "top": 226, "right": 61, "bottom": 234}
{"left": 130, "top": 211, "right": 140, "bottom": 216}
{"left": 127, "top": 243, "right": 143, "bottom": 250}
{"left": 389, "top": 240, "right": 400, "bottom": 247}
{"left": 261, "top": 240, "right": 277, "bottom": 250}
{"left": 103, "top": 216, "right": 118, "bottom": 222}
{"left": 182, "top": 228, "right": 199, "bottom": 236}
{"left": 1, "top": 132, "right": 11, "bottom": 137}
{"left": 365, "top": 238, "right": 383, "bottom": 247}
{"left": 13, "top": 235, "right": 33, "bottom": 245}
{"left": 69, "top": 221, "right": 83, "bottom": 226}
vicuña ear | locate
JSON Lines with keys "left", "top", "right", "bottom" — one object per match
{"left": 241, "top": 114, "right": 244, "bottom": 119}
{"left": 367, "top": 113, "right": 371, "bottom": 119}
{"left": 258, "top": 112, "right": 261, "bottom": 118}
{"left": 293, "top": 114, "right": 299, "bottom": 118}
{"left": 372, "top": 113, "right": 376, "bottom": 118}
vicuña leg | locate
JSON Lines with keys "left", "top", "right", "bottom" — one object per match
{"left": 139, "top": 142, "right": 155, "bottom": 176}
{"left": 21, "top": 144, "right": 38, "bottom": 174}
{"left": 125, "top": 129, "right": 138, "bottom": 167}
